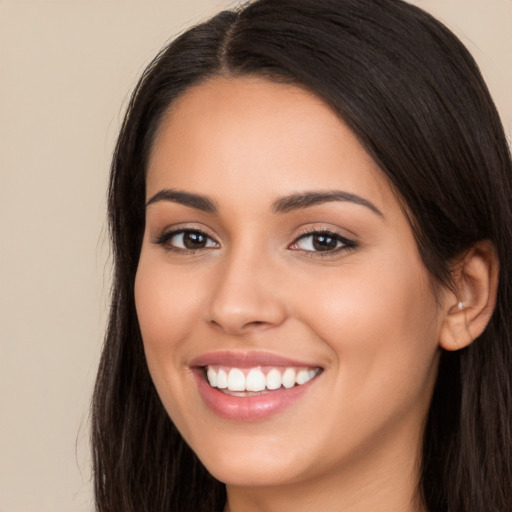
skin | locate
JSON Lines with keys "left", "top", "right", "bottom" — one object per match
{"left": 135, "top": 76, "right": 457, "bottom": 512}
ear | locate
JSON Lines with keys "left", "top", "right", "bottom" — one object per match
{"left": 439, "top": 240, "right": 499, "bottom": 351}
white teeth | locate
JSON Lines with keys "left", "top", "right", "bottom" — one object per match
{"left": 227, "top": 368, "right": 246, "bottom": 391}
{"left": 296, "top": 369, "right": 309, "bottom": 385}
{"left": 206, "top": 365, "right": 320, "bottom": 392}
{"left": 266, "top": 368, "right": 282, "bottom": 390}
{"left": 246, "top": 368, "right": 266, "bottom": 392}
{"left": 207, "top": 367, "right": 218, "bottom": 388}
{"left": 217, "top": 369, "right": 228, "bottom": 389}
{"left": 282, "top": 368, "right": 296, "bottom": 389}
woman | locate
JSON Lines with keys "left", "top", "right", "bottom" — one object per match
{"left": 91, "top": 0, "right": 512, "bottom": 511}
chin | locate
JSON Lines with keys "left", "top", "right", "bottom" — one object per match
{"left": 182, "top": 428, "right": 292, "bottom": 484}
{"left": 204, "top": 456, "right": 304, "bottom": 488}
{"left": 186, "top": 428, "right": 321, "bottom": 488}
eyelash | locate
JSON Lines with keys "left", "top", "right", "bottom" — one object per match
{"left": 289, "top": 229, "right": 358, "bottom": 256}
{"left": 153, "top": 228, "right": 358, "bottom": 256}
{"left": 154, "top": 229, "right": 219, "bottom": 254}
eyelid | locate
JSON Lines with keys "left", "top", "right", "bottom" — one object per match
{"left": 153, "top": 226, "right": 220, "bottom": 253}
{"left": 288, "top": 228, "right": 358, "bottom": 255}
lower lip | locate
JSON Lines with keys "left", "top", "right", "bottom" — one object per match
{"left": 193, "top": 370, "right": 318, "bottom": 421}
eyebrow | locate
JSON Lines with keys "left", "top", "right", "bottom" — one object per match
{"left": 145, "top": 189, "right": 217, "bottom": 213}
{"left": 145, "top": 188, "right": 383, "bottom": 217}
{"left": 271, "top": 191, "right": 383, "bottom": 217}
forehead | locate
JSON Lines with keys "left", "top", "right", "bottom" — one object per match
{"left": 146, "top": 76, "right": 396, "bottom": 217}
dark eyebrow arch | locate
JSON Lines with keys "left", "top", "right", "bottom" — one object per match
{"left": 145, "top": 189, "right": 217, "bottom": 213}
{"left": 272, "top": 191, "right": 383, "bottom": 217}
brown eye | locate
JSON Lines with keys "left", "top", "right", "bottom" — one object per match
{"left": 156, "top": 230, "right": 219, "bottom": 251}
{"left": 182, "top": 231, "right": 208, "bottom": 249}
{"left": 311, "top": 234, "right": 339, "bottom": 251}
{"left": 289, "top": 231, "right": 356, "bottom": 254}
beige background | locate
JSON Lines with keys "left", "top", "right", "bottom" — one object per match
{"left": 0, "top": 1, "right": 510, "bottom": 511}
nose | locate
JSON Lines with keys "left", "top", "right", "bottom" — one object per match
{"left": 206, "top": 248, "right": 287, "bottom": 335}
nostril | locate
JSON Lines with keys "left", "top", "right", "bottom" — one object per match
{"left": 209, "top": 318, "right": 270, "bottom": 333}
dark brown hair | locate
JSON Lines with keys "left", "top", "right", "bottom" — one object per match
{"left": 92, "top": 1, "right": 512, "bottom": 510}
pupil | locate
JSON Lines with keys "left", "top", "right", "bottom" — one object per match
{"left": 184, "top": 232, "right": 206, "bottom": 249}
{"left": 312, "top": 234, "right": 337, "bottom": 251}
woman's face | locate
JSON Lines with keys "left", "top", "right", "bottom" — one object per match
{"left": 135, "top": 77, "right": 445, "bottom": 489}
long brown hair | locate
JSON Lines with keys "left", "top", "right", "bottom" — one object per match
{"left": 92, "top": 1, "right": 512, "bottom": 510}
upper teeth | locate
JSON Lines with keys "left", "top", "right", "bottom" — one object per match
{"left": 206, "top": 366, "right": 319, "bottom": 392}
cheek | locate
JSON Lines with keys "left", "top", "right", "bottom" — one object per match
{"left": 134, "top": 255, "right": 206, "bottom": 431}
{"left": 294, "top": 253, "right": 441, "bottom": 403}
{"left": 284, "top": 260, "right": 441, "bottom": 468}
{"left": 135, "top": 256, "right": 201, "bottom": 348}
{"left": 133, "top": 255, "right": 205, "bottom": 406}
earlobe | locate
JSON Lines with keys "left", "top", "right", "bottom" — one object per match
{"left": 438, "top": 240, "right": 499, "bottom": 351}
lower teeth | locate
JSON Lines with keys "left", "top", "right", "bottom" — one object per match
{"left": 221, "top": 389, "right": 273, "bottom": 397}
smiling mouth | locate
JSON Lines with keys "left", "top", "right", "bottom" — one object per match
{"left": 204, "top": 365, "right": 322, "bottom": 396}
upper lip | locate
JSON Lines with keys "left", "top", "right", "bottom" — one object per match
{"left": 189, "top": 351, "right": 322, "bottom": 369}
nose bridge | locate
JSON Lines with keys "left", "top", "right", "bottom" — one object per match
{"left": 207, "top": 239, "right": 286, "bottom": 334}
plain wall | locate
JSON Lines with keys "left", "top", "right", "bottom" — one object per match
{"left": 0, "top": 1, "right": 510, "bottom": 511}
